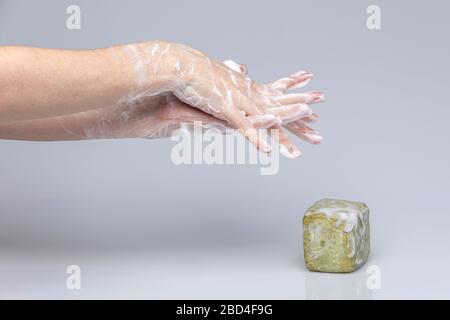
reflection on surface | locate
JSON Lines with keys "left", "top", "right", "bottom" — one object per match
{"left": 305, "top": 270, "right": 373, "bottom": 300}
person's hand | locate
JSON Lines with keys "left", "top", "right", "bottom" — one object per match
{"left": 72, "top": 90, "right": 323, "bottom": 159}
{"left": 121, "top": 41, "right": 324, "bottom": 157}
{"left": 222, "top": 59, "right": 325, "bottom": 153}
{"left": 66, "top": 93, "right": 310, "bottom": 141}
{"left": 0, "top": 41, "right": 323, "bottom": 155}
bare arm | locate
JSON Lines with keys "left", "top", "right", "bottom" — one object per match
{"left": 0, "top": 96, "right": 224, "bottom": 141}
{"left": 0, "top": 42, "right": 325, "bottom": 156}
{"left": 0, "top": 43, "right": 173, "bottom": 122}
{"left": 0, "top": 111, "right": 105, "bottom": 141}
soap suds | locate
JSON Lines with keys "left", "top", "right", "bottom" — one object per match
{"left": 305, "top": 198, "right": 368, "bottom": 233}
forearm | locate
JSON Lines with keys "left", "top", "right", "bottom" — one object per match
{"left": 0, "top": 111, "right": 108, "bottom": 141}
{"left": 0, "top": 95, "right": 167, "bottom": 141}
{"left": 0, "top": 42, "right": 177, "bottom": 122}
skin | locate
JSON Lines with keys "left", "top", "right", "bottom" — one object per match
{"left": 0, "top": 46, "right": 138, "bottom": 121}
{"left": 0, "top": 42, "right": 324, "bottom": 156}
{"left": 0, "top": 91, "right": 321, "bottom": 142}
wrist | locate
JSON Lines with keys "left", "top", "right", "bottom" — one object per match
{"left": 117, "top": 41, "right": 183, "bottom": 95}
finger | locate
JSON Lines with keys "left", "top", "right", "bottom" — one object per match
{"left": 213, "top": 78, "right": 265, "bottom": 121}
{"left": 225, "top": 108, "right": 271, "bottom": 153}
{"left": 302, "top": 113, "right": 319, "bottom": 123}
{"left": 224, "top": 60, "right": 298, "bottom": 134}
{"left": 264, "top": 71, "right": 314, "bottom": 94}
{"left": 181, "top": 114, "right": 279, "bottom": 135}
{"left": 176, "top": 121, "right": 230, "bottom": 136}
{"left": 222, "top": 62, "right": 277, "bottom": 121}
{"left": 234, "top": 89, "right": 269, "bottom": 119}
{"left": 285, "top": 120, "right": 323, "bottom": 144}
{"left": 271, "top": 91, "right": 325, "bottom": 106}
{"left": 248, "top": 114, "right": 281, "bottom": 129}
{"left": 240, "top": 64, "right": 248, "bottom": 75}
{"left": 270, "top": 103, "right": 312, "bottom": 123}
{"left": 269, "top": 125, "right": 302, "bottom": 159}
{"left": 161, "top": 99, "right": 232, "bottom": 135}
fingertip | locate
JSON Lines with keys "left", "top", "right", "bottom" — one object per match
{"left": 280, "top": 145, "right": 302, "bottom": 159}
{"left": 314, "top": 135, "right": 323, "bottom": 144}
{"left": 240, "top": 64, "right": 248, "bottom": 75}
{"left": 308, "top": 91, "right": 325, "bottom": 102}
{"left": 291, "top": 70, "right": 309, "bottom": 77}
{"left": 259, "top": 139, "right": 272, "bottom": 153}
{"left": 309, "top": 134, "right": 323, "bottom": 144}
{"left": 242, "top": 127, "right": 271, "bottom": 153}
{"left": 303, "top": 113, "right": 320, "bottom": 122}
{"left": 289, "top": 72, "right": 314, "bottom": 90}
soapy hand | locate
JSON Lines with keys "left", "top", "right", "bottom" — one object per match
{"left": 69, "top": 75, "right": 324, "bottom": 159}
{"left": 222, "top": 59, "right": 325, "bottom": 153}
{"left": 119, "top": 41, "right": 324, "bottom": 157}
{"left": 55, "top": 91, "right": 317, "bottom": 142}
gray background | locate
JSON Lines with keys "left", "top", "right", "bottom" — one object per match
{"left": 0, "top": 0, "right": 449, "bottom": 299}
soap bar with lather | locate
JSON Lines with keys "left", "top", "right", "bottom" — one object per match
{"left": 303, "top": 198, "right": 370, "bottom": 273}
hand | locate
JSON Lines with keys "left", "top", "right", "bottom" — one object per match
{"left": 76, "top": 58, "right": 324, "bottom": 159}
{"left": 0, "top": 80, "right": 323, "bottom": 157}
{"left": 121, "top": 41, "right": 324, "bottom": 156}
{"left": 222, "top": 59, "right": 325, "bottom": 154}
{"left": 66, "top": 92, "right": 311, "bottom": 141}
{"left": 0, "top": 41, "right": 324, "bottom": 156}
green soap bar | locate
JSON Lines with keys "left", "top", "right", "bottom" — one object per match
{"left": 303, "top": 198, "right": 370, "bottom": 273}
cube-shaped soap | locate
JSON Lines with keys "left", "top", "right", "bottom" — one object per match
{"left": 303, "top": 198, "right": 370, "bottom": 273}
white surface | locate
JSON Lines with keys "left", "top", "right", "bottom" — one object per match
{"left": 1, "top": 225, "right": 449, "bottom": 300}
